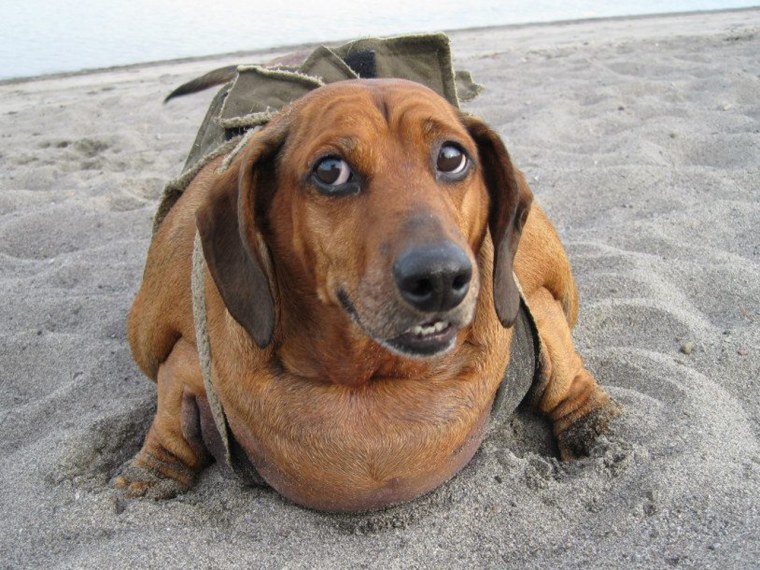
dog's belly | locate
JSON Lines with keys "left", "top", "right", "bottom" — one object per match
{"left": 216, "top": 382, "right": 495, "bottom": 512}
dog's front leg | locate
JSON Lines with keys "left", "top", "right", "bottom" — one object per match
{"left": 527, "top": 288, "right": 622, "bottom": 460}
{"left": 115, "top": 338, "right": 211, "bottom": 498}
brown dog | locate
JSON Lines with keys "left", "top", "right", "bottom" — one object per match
{"left": 118, "top": 78, "right": 620, "bottom": 511}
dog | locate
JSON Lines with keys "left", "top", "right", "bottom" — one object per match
{"left": 117, "top": 78, "right": 620, "bottom": 512}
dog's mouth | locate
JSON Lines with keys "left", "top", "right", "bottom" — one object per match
{"left": 385, "top": 320, "right": 458, "bottom": 357}
{"left": 337, "top": 289, "right": 461, "bottom": 358}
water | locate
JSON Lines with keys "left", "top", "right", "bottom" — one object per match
{"left": 0, "top": 0, "right": 755, "bottom": 80}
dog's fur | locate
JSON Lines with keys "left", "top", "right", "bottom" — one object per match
{"left": 118, "top": 79, "right": 620, "bottom": 512}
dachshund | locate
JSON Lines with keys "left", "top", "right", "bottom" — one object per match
{"left": 117, "top": 78, "right": 620, "bottom": 512}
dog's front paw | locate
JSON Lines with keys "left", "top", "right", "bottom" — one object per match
{"left": 556, "top": 398, "right": 622, "bottom": 460}
{"left": 113, "top": 456, "right": 192, "bottom": 500}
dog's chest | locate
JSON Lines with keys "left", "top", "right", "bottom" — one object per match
{"left": 219, "top": 367, "right": 501, "bottom": 511}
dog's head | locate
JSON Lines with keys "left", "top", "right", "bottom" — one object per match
{"left": 198, "top": 79, "right": 532, "bottom": 358}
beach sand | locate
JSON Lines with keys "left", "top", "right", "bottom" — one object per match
{"left": 1, "top": 9, "right": 758, "bottom": 569}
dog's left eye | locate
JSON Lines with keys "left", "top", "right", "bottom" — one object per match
{"left": 436, "top": 144, "right": 469, "bottom": 177}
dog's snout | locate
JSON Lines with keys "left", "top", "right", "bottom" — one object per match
{"left": 393, "top": 243, "right": 472, "bottom": 313}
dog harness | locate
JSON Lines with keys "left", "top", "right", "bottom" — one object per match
{"left": 164, "top": 34, "right": 542, "bottom": 485}
{"left": 191, "top": 234, "right": 541, "bottom": 486}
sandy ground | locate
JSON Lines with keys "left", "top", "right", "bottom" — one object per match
{"left": 1, "top": 9, "right": 759, "bottom": 569}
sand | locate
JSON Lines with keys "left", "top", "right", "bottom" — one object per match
{"left": 1, "top": 9, "right": 758, "bottom": 569}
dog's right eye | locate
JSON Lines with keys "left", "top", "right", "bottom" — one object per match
{"left": 311, "top": 156, "right": 359, "bottom": 196}
{"left": 314, "top": 157, "right": 351, "bottom": 184}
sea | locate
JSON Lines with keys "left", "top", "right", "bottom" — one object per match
{"left": 0, "top": 0, "right": 756, "bottom": 80}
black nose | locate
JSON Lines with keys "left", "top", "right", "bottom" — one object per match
{"left": 393, "top": 242, "right": 472, "bottom": 313}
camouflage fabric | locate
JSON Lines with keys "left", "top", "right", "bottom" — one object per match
{"left": 153, "top": 33, "right": 483, "bottom": 232}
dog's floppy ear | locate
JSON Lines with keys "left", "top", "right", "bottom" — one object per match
{"left": 196, "top": 124, "right": 286, "bottom": 347}
{"left": 462, "top": 115, "right": 533, "bottom": 328}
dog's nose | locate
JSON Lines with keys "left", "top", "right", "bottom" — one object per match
{"left": 394, "top": 242, "right": 472, "bottom": 313}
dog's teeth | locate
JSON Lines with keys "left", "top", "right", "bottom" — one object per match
{"left": 409, "top": 321, "right": 449, "bottom": 337}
